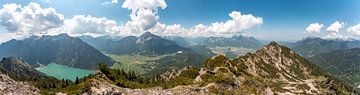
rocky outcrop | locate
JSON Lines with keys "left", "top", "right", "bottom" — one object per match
{"left": 81, "top": 77, "right": 212, "bottom": 95}
{"left": 159, "top": 66, "right": 193, "bottom": 81}
{"left": 0, "top": 74, "right": 39, "bottom": 95}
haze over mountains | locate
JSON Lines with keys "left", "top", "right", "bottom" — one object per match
{"left": 203, "top": 35, "right": 263, "bottom": 49}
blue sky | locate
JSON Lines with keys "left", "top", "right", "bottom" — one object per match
{"left": 0, "top": 0, "right": 359, "bottom": 41}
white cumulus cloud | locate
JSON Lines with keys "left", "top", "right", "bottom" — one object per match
{"left": 150, "top": 23, "right": 188, "bottom": 36}
{"left": 326, "top": 21, "right": 345, "bottom": 33}
{"left": 214, "top": 11, "right": 262, "bottom": 33}
{"left": 122, "top": 0, "right": 167, "bottom": 11}
{"left": 305, "top": 23, "right": 323, "bottom": 33}
{"left": 148, "top": 11, "right": 263, "bottom": 37}
{"left": 0, "top": 2, "right": 64, "bottom": 35}
{"left": 187, "top": 11, "right": 263, "bottom": 37}
{"left": 347, "top": 23, "right": 360, "bottom": 37}
{"left": 0, "top": 1, "right": 264, "bottom": 42}
{"left": 62, "top": 15, "right": 130, "bottom": 36}
{"left": 122, "top": 0, "right": 167, "bottom": 34}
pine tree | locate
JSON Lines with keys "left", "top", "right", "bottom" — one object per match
{"left": 75, "top": 77, "right": 80, "bottom": 84}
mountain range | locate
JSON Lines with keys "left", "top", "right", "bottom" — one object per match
{"left": 89, "top": 32, "right": 191, "bottom": 56}
{"left": 288, "top": 37, "right": 360, "bottom": 57}
{"left": 203, "top": 35, "right": 263, "bottom": 49}
{"left": 0, "top": 34, "right": 114, "bottom": 69}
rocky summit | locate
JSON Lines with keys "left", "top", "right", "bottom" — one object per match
{"left": 106, "top": 32, "right": 190, "bottom": 56}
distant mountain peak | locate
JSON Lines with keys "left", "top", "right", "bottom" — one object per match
{"left": 140, "top": 32, "right": 156, "bottom": 38}
{"left": 140, "top": 32, "right": 157, "bottom": 39}
{"left": 57, "top": 33, "right": 70, "bottom": 37}
{"left": 107, "top": 32, "right": 190, "bottom": 55}
{"left": 142, "top": 31, "right": 153, "bottom": 36}
{"left": 267, "top": 41, "right": 280, "bottom": 47}
{"left": 137, "top": 32, "right": 159, "bottom": 44}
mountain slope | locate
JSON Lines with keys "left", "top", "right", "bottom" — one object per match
{"left": 91, "top": 42, "right": 356, "bottom": 94}
{"left": 289, "top": 37, "right": 360, "bottom": 57}
{"left": 203, "top": 35, "right": 263, "bottom": 49}
{"left": 108, "top": 32, "right": 190, "bottom": 56}
{"left": 196, "top": 42, "right": 355, "bottom": 94}
{"left": 0, "top": 34, "right": 114, "bottom": 69}
{"left": 0, "top": 57, "right": 46, "bottom": 80}
{"left": 0, "top": 57, "right": 45, "bottom": 94}
{"left": 309, "top": 48, "right": 360, "bottom": 89}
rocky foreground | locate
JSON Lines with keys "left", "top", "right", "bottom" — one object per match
{"left": 0, "top": 74, "right": 39, "bottom": 95}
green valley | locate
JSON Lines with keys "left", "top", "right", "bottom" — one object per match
{"left": 107, "top": 53, "right": 171, "bottom": 74}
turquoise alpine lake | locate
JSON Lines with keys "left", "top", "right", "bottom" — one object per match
{"left": 35, "top": 63, "right": 95, "bottom": 81}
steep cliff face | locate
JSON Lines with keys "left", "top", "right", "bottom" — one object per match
{"left": 81, "top": 42, "right": 356, "bottom": 95}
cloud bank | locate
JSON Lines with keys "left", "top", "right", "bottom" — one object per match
{"left": 304, "top": 21, "right": 360, "bottom": 40}
{"left": 347, "top": 23, "right": 360, "bottom": 37}
{"left": 0, "top": 2, "right": 64, "bottom": 35}
{"left": 148, "top": 11, "right": 263, "bottom": 37}
{"left": 0, "top": 0, "right": 263, "bottom": 42}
